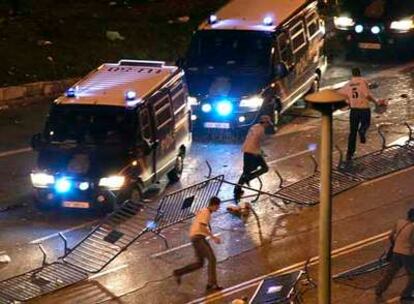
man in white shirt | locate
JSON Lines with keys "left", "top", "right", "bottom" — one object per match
{"left": 173, "top": 197, "right": 222, "bottom": 292}
{"left": 338, "top": 67, "right": 381, "bottom": 161}
{"left": 376, "top": 208, "right": 414, "bottom": 301}
{"left": 234, "top": 115, "right": 272, "bottom": 203}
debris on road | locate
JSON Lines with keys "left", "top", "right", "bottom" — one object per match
{"left": 0, "top": 252, "right": 11, "bottom": 264}
{"left": 106, "top": 31, "right": 125, "bottom": 41}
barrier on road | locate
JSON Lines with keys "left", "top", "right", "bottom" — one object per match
{"left": 0, "top": 262, "right": 88, "bottom": 303}
{"left": 333, "top": 257, "right": 389, "bottom": 281}
{"left": 148, "top": 175, "right": 224, "bottom": 248}
{"left": 0, "top": 175, "right": 226, "bottom": 303}
{"left": 273, "top": 122, "right": 414, "bottom": 206}
{"left": 249, "top": 260, "right": 316, "bottom": 304}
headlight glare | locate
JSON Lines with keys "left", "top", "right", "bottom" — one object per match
{"left": 334, "top": 16, "right": 355, "bottom": 29}
{"left": 239, "top": 96, "right": 264, "bottom": 109}
{"left": 31, "top": 173, "right": 55, "bottom": 188}
{"left": 390, "top": 19, "right": 414, "bottom": 31}
{"left": 99, "top": 176, "right": 125, "bottom": 190}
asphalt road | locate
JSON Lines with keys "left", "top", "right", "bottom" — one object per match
{"left": 1, "top": 58, "right": 414, "bottom": 304}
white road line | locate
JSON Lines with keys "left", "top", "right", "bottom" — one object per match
{"left": 267, "top": 149, "right": 312, "bottom": 166}
{"left": 88, "top": 264, "right": 129, "bottom": 280}
{"left": 185, "top": 231, "right": 391, "bottom": 304}
{"left": 29, "top": 220, "right": 98, "bottom": 244}
{"left": 0, "top": 147, "right": 31, "bottom": 158}
{"left": 150, "top": 233, "right": 223, "bottom": 259}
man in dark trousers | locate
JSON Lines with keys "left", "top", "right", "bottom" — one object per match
{"left": 173, "top": 197, "right": 222, "bottom": 292}
{"left": 233, "top": 115, "right": 272, "bottom": 203}
{"left": 339, "top": 67, "right": 381, "bottom": 161}
{"left": 376, "top": 208, "right": 414, "bottom": 302}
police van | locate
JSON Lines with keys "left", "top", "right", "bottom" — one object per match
{"left": 30, "top": 60, "right": 192, "bottom": 211}
{"left": 333, "top": 0, "right": 414, "bottom": 54}
{"left": 183, "top": 0, "right": 326, "bottom": 133}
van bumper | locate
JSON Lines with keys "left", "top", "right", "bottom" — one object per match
{"left": 191, "top": 107, "right": 261, "bottom": 131}
{"left": 33, "top": 184, "right": 122, "bottom": 210}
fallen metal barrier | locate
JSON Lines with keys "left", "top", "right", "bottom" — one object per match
{"left": 333, "top": 257, "right": 389, "bottom": 280}
{"left": 0, "top": 262, "right": 88, "bottom": 303}
{"left": 149, "top": 175, "right": 225, "bottom": 248}
{"left": 0, "top": 175, "right": 226, "bottom": 302}
{"left": 274, "top": 155, "right": 363, "bottom": 206}
{"left": 274, "top": 122, "right": 414, "bottom": 206}
{"left": 63, "top": 199, "right": 148, "bottom": 273}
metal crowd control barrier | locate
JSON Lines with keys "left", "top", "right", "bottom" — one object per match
{"left": 0, "top": 175, "right": 226, "bottom": 303}
{"left": 149, "top": 175, "right": 224, "bottom": 247}
{"left": 273, "top": 122, "right": 414, "bottom": 206}
{"left": 274, "top": 155, "right": 363, "bottom": 206}
{"left": 0, "top": 262, "right": 88, "bottom": 303}
{"left": 333, "top": 257, "right": 389, "bottom": 280}
{"left": 63, "top": 199, "right": 148, "bottom": 273}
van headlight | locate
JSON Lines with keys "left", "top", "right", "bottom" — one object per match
{"left": 390, "top": 18, "right": 414, "bottom": 32}
{"left": 99, "top": 175, "right": 125, "bottom": 190}
{"left": 31, "top": 173, "right": 55, "bottom": 188}
{"left": 334, "top": 16, "right": 355, "bottom": 29}
{"left": 187, "top": 96, "right": 199, "bottom": 106}
{"left": 239, "top": 96, "right": 264, "bottom": 109}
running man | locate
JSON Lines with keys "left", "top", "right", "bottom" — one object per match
{"left": 338, "top": 67, "right": 382, "bottom": 161}
{"left": 173, "top": 197, "right": 222, "bottom": 292}
{"left": 234, "top": 115, "right": 272, "bottom": 203}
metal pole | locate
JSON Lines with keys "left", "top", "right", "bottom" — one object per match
{"left": 318, "top": 109, "right": 333, "bottom": 304}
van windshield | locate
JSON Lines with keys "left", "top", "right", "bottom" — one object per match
{"left": 186, "top": 30, "right": 272, "bottom": 75}
{"left": 340, "top": 0, "right": 414, "bottom": 18}
{"left": 45, "top": 104, "right": 137, "bottom": 146}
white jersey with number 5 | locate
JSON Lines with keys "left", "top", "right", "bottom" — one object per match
{"left": 339, "top": 77, "right": 371, "bottom": 109}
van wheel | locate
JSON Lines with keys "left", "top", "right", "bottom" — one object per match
{"left": 168, "top": 155, "right": 184, "bottom": 183}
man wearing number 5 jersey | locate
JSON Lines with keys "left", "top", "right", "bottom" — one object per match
{"left": 339, "top": 68, "right": 382, "bottom": 161}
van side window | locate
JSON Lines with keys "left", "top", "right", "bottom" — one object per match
{"left": 277, "top": 32, "right": 293, "bottom": 66}
{"left": 139, "top": 107, "right": 152, "bottom": 140}
{"left": 306, "top": 11, "right": 320, "bottom": 40}
{"left": 169, "top": 79, "right": 187, "bottom": 122}
{"left": 289, "top": 21, "right": 307, "bottom": 54}
{"left": 153, "top": 93, "right": 173, "bottom": 135}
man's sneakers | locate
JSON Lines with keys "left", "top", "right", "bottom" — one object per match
{"left": 173, "top": 270, "right": 181, "bottom": 285}
{"left": 233, "top": 188, "right": 244, "bottom": 203}
{"left": 206, "top": 284, "right": 223, "bottom": 292}
{"left": 360, "top": 133, "right": 366, "bottom": 144}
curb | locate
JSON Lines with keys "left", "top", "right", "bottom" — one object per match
{"left": 0, "top": 78, "right": 79, "bottom": 106}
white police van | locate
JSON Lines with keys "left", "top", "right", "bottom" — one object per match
{"left": 30, "top": 60, "right": 192, "bottom": 211}
{"left": 183, "top": 0, "right": 327, "bottom": 133}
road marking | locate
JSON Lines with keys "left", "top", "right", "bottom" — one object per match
{"left": 185, "top": 230, "right": 391, "bottom": 304}
{"left": 150, "top": 233, "right": 223, "bottom": 258}
{"left": 88, "top": 264, "right": 129, "bottom": 280}
{"left": 0, "top": 147, "right": 31, "bottom": 158}
{"left": 267, "top": 149, "right": 312, "bottom": 166}
{"left": 29, "top": 220, "right": 98, "bottom": 244}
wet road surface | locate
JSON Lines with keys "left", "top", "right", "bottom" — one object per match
{"left": 1, "top": 59, "right": 414, "bottom": 303}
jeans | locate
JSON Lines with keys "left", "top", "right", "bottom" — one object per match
{"left": 376, "top": 253, "right": 414, "bottom": 298}
{"left": 234, "top": 153, "right": 269, "bottom": 196}
{"left": 174, "top": 235, "right": 217, "bottom": 285}
{"left": 347, "top": 108, "right": 371, "bottom": 160}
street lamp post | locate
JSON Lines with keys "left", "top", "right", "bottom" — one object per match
{"left": 305, "top": 90, "right": 347, "bottom": 304}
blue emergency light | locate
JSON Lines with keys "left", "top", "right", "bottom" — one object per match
{"left": 216, "top": 100, "right": 233, "bottom": 116}
{"left": 55, "top": 178, "right": 72, "bottom": 193}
